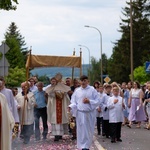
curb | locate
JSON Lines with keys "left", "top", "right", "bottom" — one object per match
{"left": 94, "top": 136, "right": 106, "bottom": 150}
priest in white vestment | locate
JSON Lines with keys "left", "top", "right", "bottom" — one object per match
{"left": 69, "top": 75, "right": 100, "bottom": 150}
{"left": 46, "top": 74, "right": 70, "bottom": 141}
{"left": 0, "top": 93, "right": 15, "bottom": 150}
{"left": 0, "top": 76, "right": 18, "bottom": 122}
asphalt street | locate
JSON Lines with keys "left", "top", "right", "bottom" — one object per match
{"left": 12, "top": 122, "right": 150, "bottom": 150}
{"left": 95, "top": 123, "right": 150, "bottom": 150}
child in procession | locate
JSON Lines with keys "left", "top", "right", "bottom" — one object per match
{"left": 101, "top": 84, "right": 112, "bottom": 138}
{"left": 96, "top": 84, "right": 105, "bottom": 135}
{"left": 107, "top": 86, "right": 124, "bottom": 143}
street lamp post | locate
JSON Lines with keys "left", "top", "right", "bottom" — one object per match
{"left": 78, "top": 44, "right": 91, "bottom": 82}
{"left": 84, "top": 25, "right": 103, "bottom": 84}
{"left": 78, "top": 44, "right": 91, "bottom": 70}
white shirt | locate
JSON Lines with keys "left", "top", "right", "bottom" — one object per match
{"left": 30, "top": 85, "right": 38, "bottom": 92}
{"left": 130, "top": 88, "right": 141, "bottom": 98}
{"left": 101, "top": 94, "right": 111, "bottom": 120}
{"left": 70, "top": 85, "right": 100, "bottom": 113}
{"left": 107, "top": 95, "right": 124, "bottom": 123}
{"left": 96, "top": 92, "right": 106, "bottom": 117}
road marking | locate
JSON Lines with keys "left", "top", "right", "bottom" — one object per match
{"left": 94, "top": 136, "right": 106, "bottom": 150}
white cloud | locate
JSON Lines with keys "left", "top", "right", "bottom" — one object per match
{"left": 0, "top": 0, "right": 127, "bottom": 63}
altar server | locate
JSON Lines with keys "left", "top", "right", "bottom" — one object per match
{"left": 69, "top": 75, "right": 100, "bottom": 150}
{"left": 107, "top": 86, "right": 124, "bottom": 143}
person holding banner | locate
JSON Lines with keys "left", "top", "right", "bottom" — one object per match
{"left": 16, "top": 82, "right": 35, "bottom": 144}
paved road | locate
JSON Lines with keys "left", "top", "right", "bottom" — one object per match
{"left": 12, "top": 134, "right": 99, "bottom": 150}
{"left": 12, "top": 123, "right": 150, "bottom": 150}
{"left": 95, "top": 123, "right": 150, "bottom": 150}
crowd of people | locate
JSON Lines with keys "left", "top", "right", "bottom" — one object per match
{"left": 0, "top": 74, "right": 150, "bottom": 150}
{"left": 93, "top": 80, "right": 148, "bottom": 144}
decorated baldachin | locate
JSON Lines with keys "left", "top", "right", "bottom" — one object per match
{"left": 25, "top": 50, "right": 82, "bottom": 81}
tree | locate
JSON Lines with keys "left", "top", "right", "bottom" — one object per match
{"left": 5, "top": 22, "right": 27, "bottom": 52}
{"left": 0, "top": 0, "right": 18, "bottom": 10}
{"left": 102, "top": 53, "right": 109, "bottom": 76}
{"left": 38, "top": 75, "right": 50, "bottom": 86}
{"left": 89, "top": 57, "right": 100, "bottom": 84}
{"left": 133, "top": 65, "right": 150, "bottom": 84}
{"left": 5, "top": 66, "right": 26, "bottom": 87}
{"left": 107, "top": 42, "right": 130, "bottom": 83}
{"left": 108, "top": 0, "right": 150, "bottom": 83}
{"left": 89, "top": 54, "right": 108, "bottom": 84}
{"left": 5, "top": 37, "right": 25, "bottom": 68}
{"left": 4, "top": 22, "right": 28, "bottom": 68}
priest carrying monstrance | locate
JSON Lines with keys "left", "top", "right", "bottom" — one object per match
{"left": 46, "top": 73, "right": 70, "bottom": 141}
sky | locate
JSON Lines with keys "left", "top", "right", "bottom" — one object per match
{"left": 0, "top": 0, "right": 128, "bottom": 64}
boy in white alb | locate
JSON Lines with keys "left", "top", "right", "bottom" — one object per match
{"left": 96, "top": 85, "right": 106, "bottom": 135}
{"left": 101, "top": 84, "right": 112, "bottom": 138}
{"left": 69, "top": 75, "right": 100, "bottom": 150}
{"left": 107, "top": 86, "right": 124, "bottom": 143}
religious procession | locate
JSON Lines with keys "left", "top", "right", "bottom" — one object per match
{"left": 0, "top": 73, "right": 150, "bottom": 150}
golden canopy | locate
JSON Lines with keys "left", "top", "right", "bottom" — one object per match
{"left": 26, "top": 54, "right": 81, "bottom": 68}
{"left": 25, "top": 52, "right": 82, "bottom": 80}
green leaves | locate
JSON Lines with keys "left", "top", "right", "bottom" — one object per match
{"left": 133, "top": 65, "right": 150, "bottom": 84}
{"left": 4, "top": 22, "right": 27, "bottom": 68}
{"left": 5, "top": 36, "right": 25, "bottom": 68}
{"left": 107, "top": 0, "right": 150, "bottom": 83}
{"left": 0, "top": 0, "right": 18, "bottom": 10}
{"left": 5, "top": 66, "right": 26, "bottom": 87}
{"left": 88, "top": 54, "right": 108, "bottom": 84}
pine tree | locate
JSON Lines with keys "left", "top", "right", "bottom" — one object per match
{"left": 5, "top": 22, "right": 27, "bottom": 52}
{"left": 5, "top": 37, "right": 25, "bottom": 68}
{"left": 4, "top": 22, "right": 28, "bottom": 68}
{"left": 89, "top": 57, "right": 100, "bottom": 84}
{"left": 89, "top": 54, "right": 108, "bottom": 84}
{"left": 108, "top": 0, "right": 150, "bottom": 83}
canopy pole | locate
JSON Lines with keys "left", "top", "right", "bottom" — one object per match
{"left": 26, "top": 47, "right": 32, "bottom": 81}
{"left": 22, "top": 47, "right": 32, "bottom": 130}
{"left": 72, "top": 49, "right": 75, "bottom": 81}
{"left": 80, "top": 48, "right": 82, "bottom": 77}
